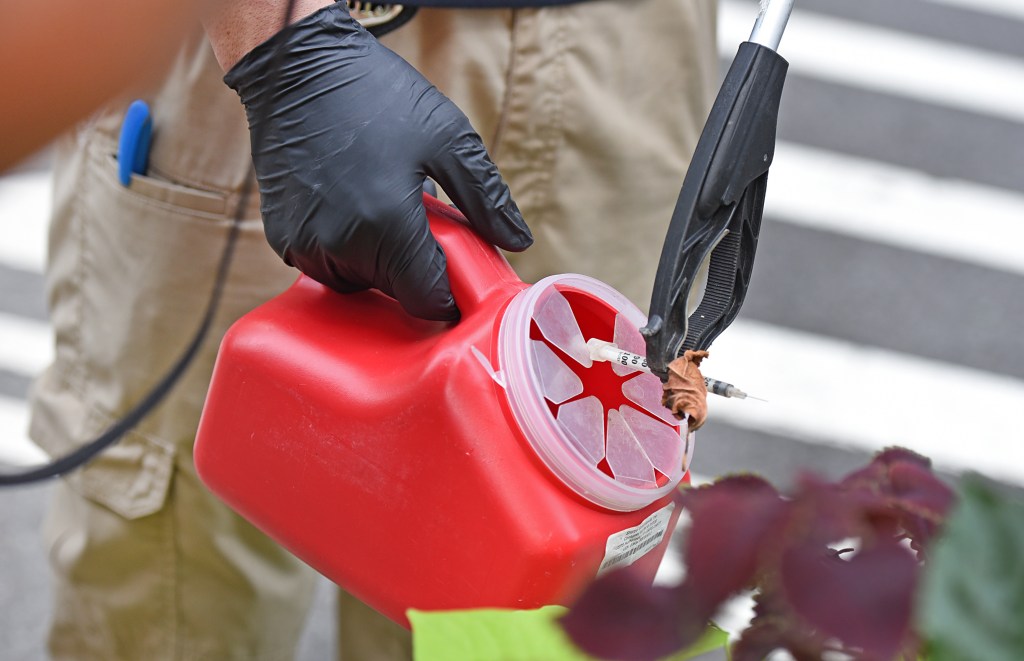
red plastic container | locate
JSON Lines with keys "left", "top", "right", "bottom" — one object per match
{"left": 195, "top": 196, "right": 694, "bottom": 626}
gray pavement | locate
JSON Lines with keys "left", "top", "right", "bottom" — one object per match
{"left": 0, "top": 482, "right": 337, "bottom": 659}
{"left": 0, "top": 484, "right": 52, "bottom": 659}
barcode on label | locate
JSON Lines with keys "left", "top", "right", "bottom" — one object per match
{"left": 597, "top": 503, "right": 675, "bottom": 576}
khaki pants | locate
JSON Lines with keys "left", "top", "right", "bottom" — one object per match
{"left": 30, "top": 2, "right": 717, "bottom": 659}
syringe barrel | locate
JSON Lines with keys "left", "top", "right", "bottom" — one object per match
{"left": 587, "top": 340, "right": 652, "bottom": 375}
{"left": 704, "top": 377, "right": 735, "bottom": 398}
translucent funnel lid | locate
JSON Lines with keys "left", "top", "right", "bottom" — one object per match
{"left": 497, "top": 274, "right": 694, "bottom": 512}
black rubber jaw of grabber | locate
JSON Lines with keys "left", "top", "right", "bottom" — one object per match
{"left": 642, "top": 41, "right": 789, "bottom": 379}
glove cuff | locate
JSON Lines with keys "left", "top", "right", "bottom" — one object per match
{"left": 224, "top": 2, "right": 363, "bottom": 106}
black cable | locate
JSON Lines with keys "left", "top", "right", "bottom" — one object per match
{"left": 0, "top": 0, "right": 298, "bottom": 486}
{"left": 0, "top": 197, "right": 244, "bottom": 485}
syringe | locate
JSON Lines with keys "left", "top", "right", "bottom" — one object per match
{"left": 585, "top": 339, "right": 765, "bottom": 401}
{"left": 703, "top": 378, "right": 765, "bottom": 401}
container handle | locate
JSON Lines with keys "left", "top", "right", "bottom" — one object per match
{"left": 423, "top": 194, "right": 523, "bottom": 316}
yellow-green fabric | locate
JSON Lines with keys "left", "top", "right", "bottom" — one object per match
{"left": 30, "top": 2, "right": 717, "bottom": 659}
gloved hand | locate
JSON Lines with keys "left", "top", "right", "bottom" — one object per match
{"left": 225, "top": 2, "right": 532, "bottom": 321}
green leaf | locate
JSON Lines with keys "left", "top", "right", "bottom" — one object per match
{"left": 663, "top": 624, "right": 729, "bottom": 661}
{"left": 409, "top": 606, "right": 728, "bottom": 661}
{"left": 919, "top": 475, "right": 1024, "bottom": 661}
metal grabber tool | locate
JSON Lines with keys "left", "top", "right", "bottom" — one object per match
{"left": 641, "top": 0, "right": 794, "bottom": 378}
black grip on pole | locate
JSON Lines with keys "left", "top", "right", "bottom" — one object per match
{"left": 642, "top": 42, "right": 788, "bottom": 378}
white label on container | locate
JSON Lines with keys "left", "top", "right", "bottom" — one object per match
{"left": 597, "top": 503, "right": 676, "bottom": 576}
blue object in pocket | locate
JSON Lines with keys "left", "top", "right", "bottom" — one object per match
{"left": 117, "top": 100, "right": 152, "bottom": 187}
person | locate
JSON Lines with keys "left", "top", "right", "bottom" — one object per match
{"left": 0, "top": 0, "right": 198, "bottom": 172}
{"left": 27, "top": 1, "right": 718, "bottom": 659}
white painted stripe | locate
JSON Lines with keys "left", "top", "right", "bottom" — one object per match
{"left": 0, "top": 172, "right": 57, "bottom": 468}
{"left": 0, "top": 170, "right": 50, "bottom": 272}
{"left": 0, "top": 396, "right": 48, "bottom": 466}
{"left": 653, "top": 542, "right": 685, "bottom": 586}
{"left": 767, "top": 142, "right": 1024, "bottom": 276}
{"left": 0, "top": 312, "right": 52, "bottom": 377}
{"left": 705, "top": 320, "right": 1024, "bottom": 485}
{"left": 721, "top": 0, "right": 1024, "bottom": 124}
{"left": 924, "top": 0, "right": 1024, "bottom": 21}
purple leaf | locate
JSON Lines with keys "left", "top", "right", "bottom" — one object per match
{"left": 889, "top": 460, "right": 956, "bottom": 520}
{"left": 561, "top": 567, "right": 688, "bottom": 661}
{"left": 869, "top": 447, "right": 933, "bottom": 471}
{"left": 839, "top": 447, "right": 930, "bottom": 492}
{"left": 790, "top": 474, "right": 916, "bottom": 551}
{"left": 731, "top": 621, "right": 786, "bottom": 661}
{"left": 781, "top": 541, "right": 917, "bottom": 660}
{"left": 839, "top": 451, "right": 955, "bottom": 552}
{"left": 681, "top": 475, "right": 789, "bottom": 607}
{"left": 827, "top": 448, "right": 954, "bottom": 552}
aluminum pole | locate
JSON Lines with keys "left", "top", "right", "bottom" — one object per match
{"left": 749, "top": 0, "right": 795, "bottom": 52}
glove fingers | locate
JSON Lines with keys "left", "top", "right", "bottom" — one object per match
{"left": 428, "top": 134, "right": 533, "bottom": 253}
{"left": 384, "top": 204, "right": 460, "bottom": 322}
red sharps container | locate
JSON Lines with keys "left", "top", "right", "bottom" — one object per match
{"left": 194, "top": 196, "right": 695, "bottom": 626}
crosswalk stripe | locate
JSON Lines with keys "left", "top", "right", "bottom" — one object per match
{"left": 923, "top": 0, "right": 1024, "bottom": 21}
{"left": 0, "top": 170, "right": 50, "bottom": 273}
{"left": 0, "top": 396, "right": 47, "bottom": 466}
{"left": 721, "top": 0, "right": 1024, "bottom": 124}
{"left": 705, "top": 319, "right": 1024, "bottom": 486}
{"left": 0, "top": 312, "right": 52, "bottom": 377}
{"left": 767, "top": 142, "right": 1024, "bottom": 277}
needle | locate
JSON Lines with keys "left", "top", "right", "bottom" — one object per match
{"left": 704, "top": 377, "right": 768, "bottom": 401}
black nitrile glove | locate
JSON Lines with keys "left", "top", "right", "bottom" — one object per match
{"left": 225, "top": 3, "right": 532, "bottom": 321}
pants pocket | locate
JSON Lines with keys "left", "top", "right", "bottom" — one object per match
{"left": 30, "top": 134, "right": 295, "bottom": 519}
